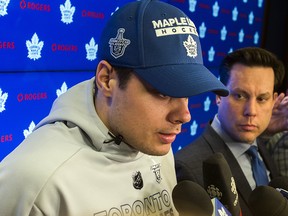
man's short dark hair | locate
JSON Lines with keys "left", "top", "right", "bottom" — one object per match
{"left": 219, "top": 47, "right": 285, "bottom": 92}
{"left": 94, "top": 65, "right": 134, "bottom": 95}
{"left": 112, "top": 66, "right": 134, "bottom": 90}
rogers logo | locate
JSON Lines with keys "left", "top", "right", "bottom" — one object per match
{"left": 20, "top": 0, "right": 51, "bottom": 12}
{"left": 0, "top": 134, "right": 13, "bottom": 143}
{"left": 0, "top": 41, "right": 15, "bottom": 49}
{"left": 17, "top": 92, "right": 48, "bottom": 102}
{"left": 82, "top": 10, "right": 104, "bottom": 19}
{"left": 51, "top": 44, "right": 78, "bottom": 52}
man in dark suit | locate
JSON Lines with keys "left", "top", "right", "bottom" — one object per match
{"left": 175, "top": 47, "right": 285, "bottom": 216}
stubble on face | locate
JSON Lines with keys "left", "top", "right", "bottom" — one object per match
{"left": 107, "top": 74, "right": 175, "bottom": 156}
{"left": 217, "top": 64, "right": 276, "bottom": 144}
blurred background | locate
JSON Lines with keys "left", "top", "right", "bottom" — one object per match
{"left": 0, "top": 0, "right": 287, "bottom": 160}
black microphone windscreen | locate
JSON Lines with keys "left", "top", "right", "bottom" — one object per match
{"left": 248, "top": 185, "right": 288, "bottom": 216}
{"left": 269, "top": 176, "right": 288, "bottom": 190}
{"left": 203, "top": 152, "right": 241, "bottom": 216}
{"left": 172, "top": 180, "right": 213, "bottom": 216}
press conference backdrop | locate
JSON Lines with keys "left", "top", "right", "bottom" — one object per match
{"left": 0, "top": 0, "right": 266, "bottom": 161}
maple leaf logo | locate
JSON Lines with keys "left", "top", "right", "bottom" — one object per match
{"left": 23, "top": 121, "right": 35, "bottom": 138}
{"left": 56, "top": 82, "right": 68, "bottom": 97}
{"left": 183, "top": 35, "right": 197, "bottom": 58}
{"left": 0, "top": 0, "right": 10, "bottom": 16}
{"left": 0, "top": 88, "right": 8, "bottom": 113}
{"left": 26, "top": 33, "right": 44, "bottom": 60}
{"left": 85, "top": 37, "right": 98, "bottom": 61}
{"left": 60, "top": 0, "right": 75, "bottom": 24}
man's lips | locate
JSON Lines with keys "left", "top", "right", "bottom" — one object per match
{"left": 239, "top": 124, "right": 257, "bottom": 131}
{"left": 158, "top": 132, "right": 179, "bottom": 144}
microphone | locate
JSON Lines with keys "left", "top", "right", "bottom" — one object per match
{"left": 248, "top": 185, "right": 288, "bottom": 216}
{"left": 172, "top": 180, "right": 213, "bottom": 216}
{"left": 203, "top": 152, "right": 241, "bottom": 216}
{"left": 269, "top": 176, "right": 288, "bottom": 189}
{"left": 276, "top": 188, "right": 288, "bottom": 199}
{"left": 269, "top": 176, "right": 288, "bottom": 199}
{"left": 104, "top": 131, "right": 123, "bottom": 145}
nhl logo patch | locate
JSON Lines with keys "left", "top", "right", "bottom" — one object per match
{"left": 132, "top": 171, "right": 143, "bottom": 190}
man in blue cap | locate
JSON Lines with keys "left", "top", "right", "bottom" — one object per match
{"left": 0, "top": 0, "right": 228, "bottom": 215}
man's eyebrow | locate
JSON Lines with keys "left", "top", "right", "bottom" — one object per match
{"left": 230, "top": 88, "right": 272, "bottom": 97}
{"left": 229, "top": 88, "right": 247, "bottom": 94}
{"left": 257, "top": 92, "right": 272, "bottom": 98}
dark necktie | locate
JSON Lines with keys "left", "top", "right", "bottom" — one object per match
{"left": 246, "top": 146, "right": 269, "bottom": 186}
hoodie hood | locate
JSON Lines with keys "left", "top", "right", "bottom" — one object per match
{"left": 35, "top": 78, "right": 142, "bottom": 161}
{"left": 0, "top": 79, "right": 178, "bottom": 216}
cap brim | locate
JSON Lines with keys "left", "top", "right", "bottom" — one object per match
{"left": 134, "top": 64, "right": 229, "bottom": 98}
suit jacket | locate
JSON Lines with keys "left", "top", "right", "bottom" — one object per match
{"left": 175, "top": 124, "right": 279, "bottom": 216}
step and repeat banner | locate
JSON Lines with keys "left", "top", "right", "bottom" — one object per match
{"left": 0, "top": 0, "right": 266, "bottom": 160}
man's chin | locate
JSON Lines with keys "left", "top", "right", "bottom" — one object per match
{"left": 148, "top": 145, "right": 171, "bottom": 156}
{"left": 238, "top": 136, "right": 257, "bottom": 144}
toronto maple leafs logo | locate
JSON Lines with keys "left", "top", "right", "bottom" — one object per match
{"left": 183, "top": 35, "right": 198, "bottom": 58}
{"left": 111, "top": 6, "right": 119, "bottom": 16}
{"left": 85, "top": 37, "right": 97, "bottom": 61}
{"left": 190, "top": 120, "right": 198, "bottom": 136}
{"left": 109, "top": 28, "right": 130, "bottom": 59}
{"left": 26, "top": 33, "right": 44, "bottom": 60}
{"left": 204, "top": 96, "right": 211, "bottom": 111}
{"left": 60, "top": 0, "right": 75, "bottom": 24}
{"left": 56, "top": 82, "right": 68, "bottom": 97}
{"left": 0, "top": 88, "right": 8, "bottom": 113}
{"left": 0, "top": 0, "right": 10, "bottom": 16}
{"left": 23, "top": 121, "right": 36, "bottom": 138}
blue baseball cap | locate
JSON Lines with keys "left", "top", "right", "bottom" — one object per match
{"left": 98, "top": 0, "right": 229, "bottom": 97}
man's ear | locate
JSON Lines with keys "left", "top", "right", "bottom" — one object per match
{"left": 95, "top": 60, "right": 117, "bottom": 97}
{"left": 273, "top": 92, "right": 278, "bottom": 100}
{"left": 216, "top": 95, "right": 221, "bottom": 105}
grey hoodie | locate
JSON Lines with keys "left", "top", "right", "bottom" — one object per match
{"left": 0, "top": 78, "right": 178, "bottom": 216}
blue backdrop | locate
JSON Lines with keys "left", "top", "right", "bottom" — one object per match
{"left": 0, "top": 0, "right": 266, "bottom": 160}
